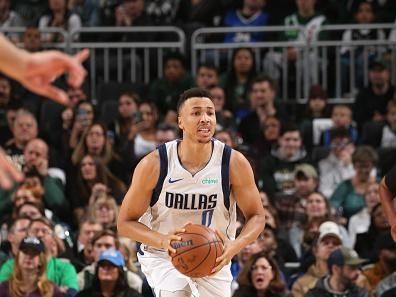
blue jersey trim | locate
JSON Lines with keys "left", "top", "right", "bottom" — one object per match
{"left": 221, "top": 145, "right": 232, "bottom": 210}
{"left": 151, "top": 144, "right": 168, "bottom": 207}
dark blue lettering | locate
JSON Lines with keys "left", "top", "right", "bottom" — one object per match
{"left": 165, "top": 192, "right": 174, "bottom": 208}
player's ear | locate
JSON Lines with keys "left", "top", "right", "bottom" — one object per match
{"left": 178, "top": 117, "right": 183, "bottom": 129}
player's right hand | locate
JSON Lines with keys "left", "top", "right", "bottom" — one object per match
{"left": 161, "top": 227, "right": 186, "bottom": 255}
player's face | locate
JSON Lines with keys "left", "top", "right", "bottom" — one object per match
{"left": 178, "top": 97, "right": 216, "bottom": 144}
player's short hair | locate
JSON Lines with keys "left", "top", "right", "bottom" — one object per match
{"left": 177, "top": 87, "right": 213, "bottom": 113}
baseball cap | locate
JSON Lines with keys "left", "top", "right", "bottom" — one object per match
{"left": 318, "top": 221, "right": 342, "bottom": 244}
{"left": 98, "top": 249, "right": 125, "bottom": 268}
{"left": 294, "top": 164, "right": 318, "bottom": 179}
{"left": 328, "top": 246, "right": 367, "bottom": 267}
{"left": 19, "top": 236, "right": 45, "bottom": 254}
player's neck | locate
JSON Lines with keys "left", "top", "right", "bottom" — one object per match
{"left": 178, "top": 140, "right": 213, "bottom": 173}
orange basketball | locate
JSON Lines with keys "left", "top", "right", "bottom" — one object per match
{"left": 169, "top": 224, "right": 224, "bottom": 278}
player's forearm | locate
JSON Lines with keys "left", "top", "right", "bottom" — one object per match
{"left": 0, "top": 35, "right": 29, "bottom": 80}
{"left": 233, "top": 213, "right": 266, "bottom": 254}
{"left": 117, "top": 220, "right": 166, "bottom": 249}
{"left": 380, "top": 178, "right": 396, "bottom": 226}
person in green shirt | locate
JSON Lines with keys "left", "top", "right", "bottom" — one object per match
{"left": 0, "top": 217, "right": 78, "bottom": 294}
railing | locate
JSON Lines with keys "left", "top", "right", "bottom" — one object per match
{"left": 191, "top": 24, "right": 396, "bottom": 103}
{"left": 2, "top": 24, "right": 396, "bottom": 103}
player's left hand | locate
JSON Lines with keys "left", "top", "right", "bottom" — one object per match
{"left": 211, "top": 229, "right": 238, "bottom": 275}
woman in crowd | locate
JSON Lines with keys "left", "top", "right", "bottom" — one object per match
{"left": 108, "top": 92, "right": 140, "bottom": 151}
{"left": 71, "top": 122, "right": 129, "bottom": 184}
{"left": 330, "top": 145, "right": 378, "bottom": 220}
{"left": 0, "top": 236, "right": 64, "bottom": 297}
{"left": 69, "top": 154, "right": 126, "bottom": 224}
{"left": 76, "top": 249, "right": 143, "bottom": 297}
{"left": 89, "top": 195, "right": 119, "bottom": 232}
{"left": 233, "top": 251, "right": 291, "bottom": 297}
{"left": 220, "top": 47, "right": 256, "bottom": 117}
{"left": 127, "top": 101, "right": 159, "bottom": 160}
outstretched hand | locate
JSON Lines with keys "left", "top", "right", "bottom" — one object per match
{"left": 20, "top": 49, "right": 89, "bottom": 106}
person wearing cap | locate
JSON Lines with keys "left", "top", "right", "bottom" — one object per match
{"left": 0, "top": 217, "right": 78, "bottom": 294}
{"left": 319, "top": 127, "right": 355, "bottom": 198}
{"left": 76, "top": 249, "right": 143, "bottom": 297}
{"left": 274, "top": 163, "right": 318, "bottom": 231}
{"left": 361, "top": 231, "right": 396, "bottom": 295}
{"left": 0, "top": 236, "right": 64, "bottom": 297}
{"left": 292, "top": 221, "right": 343, "bottom": 297}
{"left": 305, "top": 246, "right": 369, "bottom": 297}
{"left": 353, "top": 58, "right": 395, "bottom": 133}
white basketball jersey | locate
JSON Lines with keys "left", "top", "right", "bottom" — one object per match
{"left": 140, "top": 139, "right": 237, "bottom": 247}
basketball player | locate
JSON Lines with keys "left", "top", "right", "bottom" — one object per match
{"left": 0, "top": 34, "right": 88, "bottom": 189}
{"left": 118, "top": 88, "right": 266, "bottom": 297}
{"left": 380, "top": 164, "right": 396, "bottom": 241}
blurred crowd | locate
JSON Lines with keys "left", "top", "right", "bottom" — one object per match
{"left": 1, "top": 0, "right": 396, "bottom": 296}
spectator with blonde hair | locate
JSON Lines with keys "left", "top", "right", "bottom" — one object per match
{"left": 88, "top": 195, "right": 119, "bottom": 232}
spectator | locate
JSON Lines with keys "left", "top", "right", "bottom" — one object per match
{"left": 361, "top": 231, "right": 396, "bottom": 295}
{"left": 149, "top": 52, "right": 194, "bottom": 118}
{"left": 68, "top": 0, "right": 101, "bottom": 27}
{"left": 127, "top": 101, "right": 158, "bottom": 159}
{"left": 361, "top": 98, "right": 396, "bottom": 148}
{"left": 348, "top": 182, "right": 380, "bottom": 247}
{"left": 12, "top": 0, "right": 48, "bottom": 25}
{"left": 319, "top": 127, "right": 355, "bottom": 198}
{"left": 305, "top": 247, "right": 369, "bottom": 297}
{"left": 300, "top": 84, "right": 330, "bottom": 152}
{"left": 233, "top": 251, "right": 290, "bottom": 297}
{"left": 220, "top": 47, "right": 257, "bottom": 116}
{"left": 63, "top": 100, "right": 95, "bottom": 153}
{"left": 107, "top": 91, "right": 140, "bottom": 151}
{"left": 39, "top": 0, "right": 82, "bottom": 42}
{"left": 355, "top": 203, "right": 390, "bottom": 260}
{"left": 353, "top": 60, "right": 395, "bottom": 132}
{"left": 341, "top": 1, "right": 386, "bottom": 91}
{"left": 1, "top": 216, "right": 31, "bottom": 264}
{"left": 259, "top": 123, "right": 309, "bottom": 198}
{"left": 88, "top": 194, "right": 118, "bottom": 232}
{"left": 23, "top": 26, "right": 42, "bottom": 53}
{"left": 68, "top": 154, "right": 126, "bottom": 225}
{"left": 16, "top": 201, "right": 45, "bottom": 220}
{"left": 76, "top": 249, "right": 143, "bottom": 297}
{"left": 223, "top": 0, "right": 269, "bottom": 43}
{"left": 155, "top": 122, "right": 178, "bottom": 145}
{"left": 0, "top": 0, "right": 25, "bottom": 43}
{"left": 263, "top": 0, "right": 328, "bottom": 88}
{"left": 0, "top": 217, "right": 79, "bottom": 294}
{"left": 71, "top": 122, "right": 129, "bottom": 184}
{"left": 320, "top": 105, "right": 358, "bottom": 147}
{"left": 0, "top": 74, "right": 14, "bottom": 146}
{"left": 238, "top": 75, "right": 288, "bottom": 146}
{"left": 78, "top": 230, "right": 143, "bottom": 293}
{"left": 208, "top": 85, "right": 235, "bottom": 131}
{"left": 292, "top": 221, "right": 343, "bottom": 297}
{"left": 274, "top": 164, "right": 318, "bottom": 231}
{"left": 330, "top": 146, "right": 378, "bottom": 220}
{"left": 252, "top": 115, "right": 281, "bottom": 156}
{"left": 288, "top": 191, "right": 353, "bottom": 257}
{"left": 195, "top": 63, "right": 219, "bottom": 90}
{"left": 145, "top": 0, "right": 179, "bottom": 25}
{"left": 0, "top": 236, "right": 65, "bottom": 297}
{"left": 71, "top": 218, "right": 103, "bottom": 272}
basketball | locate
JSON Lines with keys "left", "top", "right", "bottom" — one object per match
{"left": 169, "top": 224, "right": 224, "bottom": 278}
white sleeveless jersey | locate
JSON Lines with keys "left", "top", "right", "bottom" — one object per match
{"left": 140, "top": 139, "right": 237, "bottom": 247}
